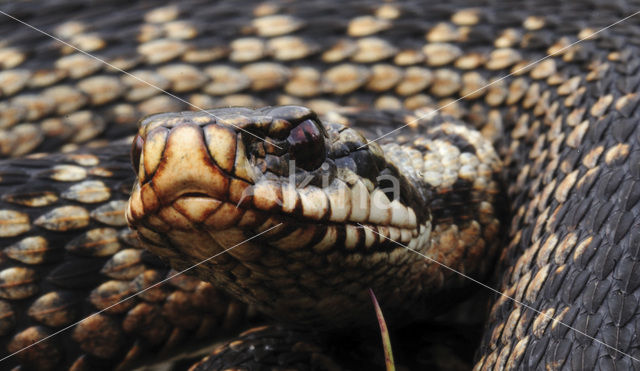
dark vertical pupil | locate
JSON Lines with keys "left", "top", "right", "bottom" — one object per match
{"left": 131, "top": 135, "right": 144, "bottom": 175}
{"left": 287, "top": 120, "right": 326, "bottom": 170}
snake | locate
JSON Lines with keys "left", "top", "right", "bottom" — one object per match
{"left": 0, "top": 0, "right": 639, "bottom": 370}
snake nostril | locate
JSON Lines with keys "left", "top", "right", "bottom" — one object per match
{"left": 286, "top": 119, "right": 326, "bottom": 171}
{"left": 130, "top": 135, "right": 144, "bottom": 176}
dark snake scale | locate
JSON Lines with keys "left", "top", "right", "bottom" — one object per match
{"left": 0, "top": 0, "right": 639, "bottom": 370}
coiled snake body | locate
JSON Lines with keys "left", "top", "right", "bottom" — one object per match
{"left": 0, "top": 0, "right": 639, "bottom": 370}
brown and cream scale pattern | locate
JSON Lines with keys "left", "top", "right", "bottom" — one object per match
{"left": 472, "top": 12, "right": 640, "bottom": 371}
{"left": 0, "top": 1, "right": 611, "bottom": 158}
{"left": 0, "top": 142, "right": 254, "bottom": 370}
{"left": 125, "top": 106, "right": 502, "bottom": 329}
{"left": 0, "top": 0, "right": 638, "bottom": 369}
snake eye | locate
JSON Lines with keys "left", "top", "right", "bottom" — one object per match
{"left": 131, "top": 135, "right": 144, "bottom": 175}
{"left": 287, "top": 119, "right": 326, "bottom": 171}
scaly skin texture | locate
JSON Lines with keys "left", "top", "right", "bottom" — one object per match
{"left": 0, "top": 0, "right": 640, "bottom": 370}
{"left": 0, "top": 141, "right": 256, "bottom": 370}
{"left": 126, "top": 106, "right": 502, "bottom": 329}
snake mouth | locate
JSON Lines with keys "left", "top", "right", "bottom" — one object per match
{"left": 126, "top": 105, "right": 421, "bottom": 232}
{"left": 179, "top": 192, "right": 214, "bottom": 198}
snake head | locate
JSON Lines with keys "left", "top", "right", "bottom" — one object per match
{"left": 126, "top": 105, "right": 502, "bottom": 328}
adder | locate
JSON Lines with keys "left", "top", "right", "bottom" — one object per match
{"left": 0, "top": 0, "right": 639, "bottom": 370}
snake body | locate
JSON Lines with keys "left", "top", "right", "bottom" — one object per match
{"left": 1, "top": 0, "right": 640, "bottom": 370}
